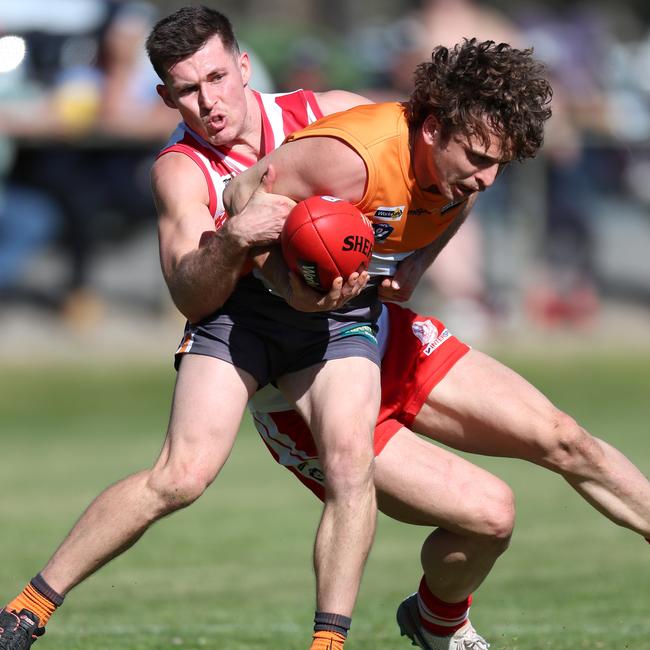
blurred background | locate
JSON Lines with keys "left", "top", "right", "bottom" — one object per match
{"left": 1, "top": 0, "right": 650, "bottom": 360}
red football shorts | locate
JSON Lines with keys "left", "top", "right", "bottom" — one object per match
{"left": 250, "top": 302, "right": 470, "bottom": 500}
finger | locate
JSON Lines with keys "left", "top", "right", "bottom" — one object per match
{"left": 346, "top": 272, "right": 359, "bottom": 286}
{"left": 357, "top": 271, "right": 369, "bottom": 287}
{"left": 329, "top": 277, "right": 344, "bottom": 295}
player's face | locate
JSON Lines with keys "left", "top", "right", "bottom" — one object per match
{"left": 157, "top": 34, "right": 251, "bottom": 146}
{"left": 420, "top": 115, "right": 510, "bottom": 201}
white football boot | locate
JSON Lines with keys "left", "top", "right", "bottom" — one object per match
{"left": 397, "top": 594, "right": 490, "bottom": 650}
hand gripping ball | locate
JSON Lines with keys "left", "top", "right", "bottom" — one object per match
{"left": 280, "top": 196, "right": 374, "bottom": 292}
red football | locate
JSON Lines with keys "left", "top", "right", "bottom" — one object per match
{"left": 281, "top": 196, "right": 374, "bottom": 292}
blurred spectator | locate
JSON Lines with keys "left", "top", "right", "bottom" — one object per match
{"left": 1, "top": 1, "right": 278, "bottom": 325}
{"left": 0, "top": 30, "right": 64, "bottom": 306}
{"left": 0, "top": 183, "right": 63, "bottom": 300}
{"left": 280, "top": 36, "right": 331, "bottom": 92}
{"left": 518, "top": 4, "right": 613, "bottom": 329}
{"left": 0, "top": 1, "right": 175, "bottom": 325}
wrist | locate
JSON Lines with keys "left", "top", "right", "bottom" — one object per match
{"left": 220, "top": 217, "right": 252, "bottom": 250}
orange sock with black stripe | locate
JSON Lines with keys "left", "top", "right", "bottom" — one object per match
{"left": 6, "top": 574, "right": 64, "bottom": 627}
{"left": 310, "top": 631, "right": 346, "bottom": 650}
{"left": 309, "top": 611, "right": 350, "bottom": 649}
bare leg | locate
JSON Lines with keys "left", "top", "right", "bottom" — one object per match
{"left": 413, "top": 349, "right": 650, "bottom": 538}
{"left": 41, "top": 356, "right": 256, "bottom": 594}
{"left": 374, "top": 428, "right": 514, "bottom": 602}
{"left": 279, "top": 357, "right": 380, "bottom": 617}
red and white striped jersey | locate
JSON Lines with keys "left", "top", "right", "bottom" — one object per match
{"left": 157, "top": 89, "right": 323, "bottom": 228}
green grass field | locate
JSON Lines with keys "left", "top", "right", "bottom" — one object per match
{"left": 1, "top": 351, "right": 649, "bottom": 649}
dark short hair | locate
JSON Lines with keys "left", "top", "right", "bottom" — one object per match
{"left": 406, "top": 39, "right": 553, "bottom": 161}
{"left": 146, "top": 5, "right": 240, "bottom": 81}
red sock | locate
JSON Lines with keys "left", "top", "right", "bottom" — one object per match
{"left": 416, "top": 576, "right": 472, "bottom": 636}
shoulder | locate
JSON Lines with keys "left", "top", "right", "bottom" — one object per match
{"left": 313, "top": 90, "right": 373, "bottom": 116}
{"left": 151, "top": 151, "right": 210, "bottom": 208}
{"left": 152, "top": 150, "right": 203, "bottom": 187}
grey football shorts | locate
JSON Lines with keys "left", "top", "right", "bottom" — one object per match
{"left": 174, "top": 312, "right": 379, "bottom": 388}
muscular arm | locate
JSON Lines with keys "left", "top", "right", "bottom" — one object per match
{"left": 223, "top": 89, "right": 372, "bottom": 215}
{"left": 153, "top": 153, "right": 292, "bottom": 323}
{"left": 157, "top": 92, "right": 370, "bottom": 322}
{"left": 224, "top": 136, "right": 367, "bottom": 215}
{"left": 223, "top": 137, "right": 369, "bottom": 308}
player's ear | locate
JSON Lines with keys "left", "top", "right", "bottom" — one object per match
{"left": 239, "top": 51, "right": 251, "bottom": 86}
{"left": 422, "top": 114, "right": 439, "bottom": 145}
{"left": 156, "top": 84, "right": 176, "bottom": 110}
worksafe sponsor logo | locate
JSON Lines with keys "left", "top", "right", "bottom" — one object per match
{"left": 374, "top": 205, "right": 405, "bottom": 221}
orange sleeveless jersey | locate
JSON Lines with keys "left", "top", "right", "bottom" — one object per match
{"left": 285, "top": 102, "right": 466, "bottom": 260}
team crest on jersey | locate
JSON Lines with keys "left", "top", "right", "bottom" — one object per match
{"left": 412, "top": 320, "right": 451, "bottom": 356}
{"left": 372, "top": 223, "right": 394, "bottom": 242}
{"left": 222, "top": 174, "right": 233, "bottom": 186}
{"left": 374, "top": 205, "right": 405, "bottom": 221}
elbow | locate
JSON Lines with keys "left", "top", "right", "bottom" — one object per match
{"left": 166, "top": 276, "right": 222, "bottom": 324}
{"left": 172, "top": 289, "right": 225, "bottom": 324}
{"left": 176, "top": 302, "right": 221, "bottom": 325}
{"left": 172, "top": 298, "right": 208, "bottom": 325}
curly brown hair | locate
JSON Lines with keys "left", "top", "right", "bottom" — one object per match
{"left": 406, "top": 39, "right": 552, "bottom": 161}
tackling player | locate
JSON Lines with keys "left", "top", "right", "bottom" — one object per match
{"left": 0, "top": 8, "right": 380, "bottom": 650}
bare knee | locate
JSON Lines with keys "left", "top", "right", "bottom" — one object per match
{"left": 322, "top": 443, "right": 375, "bottom": 500}
{"left": 147, "top": 463, "right": 214, "bottom": 516}
{"left": 475, "top": 480, "right": 515, "bottom": 549}
{"left": 542, "top": 412, "right": 603, "bottom": 475}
